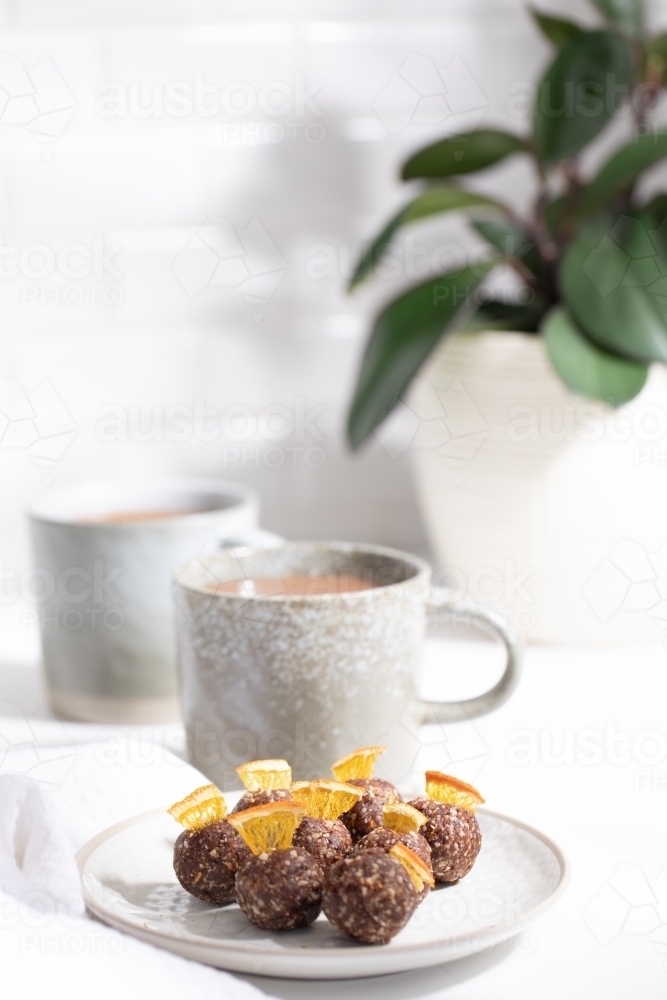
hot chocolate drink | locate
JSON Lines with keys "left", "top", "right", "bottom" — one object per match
{"left": 206, "top": 574, "right": 375, "bottom": 597}
{"left": 82, "top": 509, "right": 211, "bottom": 525}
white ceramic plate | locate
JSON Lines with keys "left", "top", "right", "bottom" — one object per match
{"left": 78, "top": 806, "right": 569, "bottom": 980}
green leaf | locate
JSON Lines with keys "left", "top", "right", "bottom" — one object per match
{"left": 543, "top": 306, "right": 647, "bottom": 403}
{"left": 648, "top": 33, "right": 667, "bottom": 59}
{"left": 534, "top": 30, "right": 632, "bottom": 164}
{"left": 465, "top": 298, "right": 548, "bottom": 332}
{"left": 402, "top": 130, "right": 528, "bottom": 180}
{"left": 643, "top": 192, "right": 667, "bottom": 221}
{"left": 348, "top": 187, "right": 503, "bottom": 290}
{"left": 471, "top": 217, "right": 546, "bottom": 280}
{"left": 531, "top": 9, "right": 582, "bottom": 48}
{"left": 579, "top": 131, "right": 667, "bottom": 214}
{"left": 647, "top": 34, "right": 667, "bottom": 83}
{"left": 560, "top": 213, "right": 667, "bottom": 363}
{"left": 592, "top": 0, "right": 643, "bottom": 37}
{"left": 545, "top": 195, "right": 569, "bottom": 236}
{"left": 347, "top": 265, "right": 493, "bottom": 448}
{"left": 642, "top": 193, "right": 667, "bottom": 257}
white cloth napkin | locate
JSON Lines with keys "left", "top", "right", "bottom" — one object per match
{"left": 0, "top": 731, "right": 267, "bottom": 1000}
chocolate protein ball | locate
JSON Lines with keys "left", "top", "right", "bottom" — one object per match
{"left": 235, "top": 847, "right": 324, "bottom": 930}
{"left": 339, "top": 779, "right": 401, "bottom": 841}
{"left": 354, "top": 828, "right": 432, "bottom": 901}
{"left": 322, "top": 849, "right": 418, "bottom": 944}
{"left": 409, "top": 798, "right": 481, "bottom": 883}
{"left": 231, "top": 788, "right": 292, "bottom": 813}
{"left": 293, "top": 817, "right": 352, "bottom": 871}
{"left": 354, "top": 826, "right": 432, "bottom": 868}
{"left": 173, "top": 820, "right": 252, "bottom": 905}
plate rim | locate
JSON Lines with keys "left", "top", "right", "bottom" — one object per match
{"left": 77, "top": 805, "right": 571, "bottom": 959}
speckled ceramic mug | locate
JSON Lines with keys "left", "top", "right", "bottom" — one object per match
{"left": 174, "top": 542, "right": 520, "bottom": 788}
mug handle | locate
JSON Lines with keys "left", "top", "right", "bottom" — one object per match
{"left": 420, "top": 588, "right": 522, "bottom": 722}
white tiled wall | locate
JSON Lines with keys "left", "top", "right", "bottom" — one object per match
{"left": 1, "top": 0, "right": 666, "bottom": 652}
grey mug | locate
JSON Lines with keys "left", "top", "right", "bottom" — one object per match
{"left": 173, "top": 541, "right": 520, "bottom": 788}
{"left": 29, "top": 477, "right": 279, "bottom": 724}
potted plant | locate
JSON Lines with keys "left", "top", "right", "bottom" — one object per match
{"left": 347, "top": 0, "right": 667, "bottom": 642}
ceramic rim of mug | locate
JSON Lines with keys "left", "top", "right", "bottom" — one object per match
{"left": 173, "top": 540, "right": 432, "bottom": 602}
{"left": 27, "top": 476, "right": 259, "bottom": 529}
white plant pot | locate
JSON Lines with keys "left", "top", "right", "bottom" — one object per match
{"left": 410, "top": 331, "right": 667, "bottom": 643}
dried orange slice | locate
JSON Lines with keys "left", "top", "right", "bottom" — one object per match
{"left": 236, "top": 758, "right": 292, "bottom": 791}
{"left": 167, "top": 784, "right": 227, "bottom": 831}
{"left": 425, "top": 771, "right": 485, "bottom": 810}
{"left": 382, "top": 802, "right": 427, "bottom": 834}
{"left": 227, "top": 801, "right": 306, "bottom": 855}
{"left": 390, "top": 843, "right": 435, "bottom": 893}
{"left": 290, "top": 779, "right": 363, "bottom": 820}
{"left": 331, "top": 745, "right": 386, "bottom": 782}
